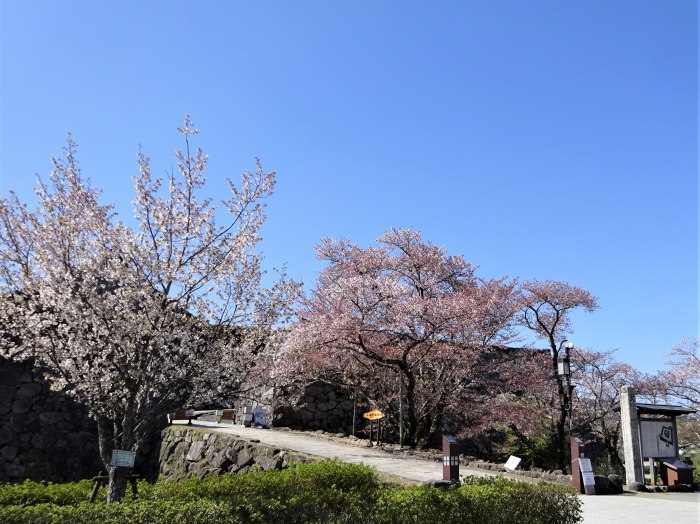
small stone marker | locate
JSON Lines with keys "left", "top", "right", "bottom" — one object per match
{"left": 111, "top": 449, "right": 136, "bottom": 468}
{"left": 504, "top": 455, "right": 522, "bottom": 471}
{"left": 579, "top": 457, "right": 596, "bottom": 495}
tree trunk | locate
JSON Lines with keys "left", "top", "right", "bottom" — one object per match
{"left": 398, "top": 376, "right": 404, "bottom": 447}
{"left": 107, "top": 466, "right": 128, "bottom": 503}
{"left": 97, "top": 405, "right": 138, "bottom": 503}
{"left": 97, "top": 416, "right": 114, "bottom": 469}
{"left": 605, "top": 432, "right": 623, "bottom": 469}
{"left": 416, "top": 407, "right": 443, "bottom": 449}
{"left": 403, "top": 369, "right": 419, "bottom": 447}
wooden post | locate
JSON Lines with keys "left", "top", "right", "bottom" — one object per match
{"left": 90, "top": 471, "right": 105, "bottom": 503}
{"left": 352, "top": 394, "right": 356, "bottom": 437}
{"left": 89, "top": 472, "right": 138, "bottom": 502}
{"left": 399, "top": 376, "right": 404, "bottom": 447}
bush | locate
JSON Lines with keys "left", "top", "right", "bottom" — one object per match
{"left": 0, "top": 461, "right": 582, "bottom": 524}
{"left": 0, "top": 500, "right": 242, "bottom": 524}
{"left": 0, "top": 479, "right": 94, "bottom": 507}
{"left": 499, "top": 429, "right": 559, "bottom": 470}
{"left": 682, "top": 451, "right": 699, "bottom": 483}
{"left": 139, "top": 460, "right": 378, "bottom": 523}
{"left": 374, "top": 477, "right": 581, "bottom": 524}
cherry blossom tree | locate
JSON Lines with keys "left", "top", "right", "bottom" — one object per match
{"left": 275, "top": 228, "right": 521, "bottom": 448}
{"left": 482, "top": 349, "right": 557, "bottom": 428}
{"left": 651, "top": 338, "right": 700, "bottom": 449}
{"left": 570, "top": 348, "right": 645, "bottom": 468}
{"left": 519, "top": 280, "right": 598, "bottom": 470}
{"left": 657, "top": 338, "right": 700, "bottom": 408}
{"left": 0, "top": 118, "right": 298, "bottom": 501}
{"left": 442, "top": 346, "right": 560, "bottom": 467}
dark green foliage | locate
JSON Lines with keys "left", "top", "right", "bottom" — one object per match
{"left": 374, "top": 477, "right": 581, "bottom": 524}
{"left": 498, "top": 428, "right": 559, "bottom": 470}
{"left": 137, "top": 460, "right": 378, "bottom": 523}
{"left": 0, "top": 461, "right": 582, "bottom": 524}
{"left": 685, "top": 452, "right": 699, "bottom": 483}
{"left": 0, "top": 479, "right": 95, "bottom": 507}
{"left": 0, "top": 500, "right": 241, "bottom": 524}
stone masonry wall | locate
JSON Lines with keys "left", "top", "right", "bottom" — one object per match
{"left": 0, "top": 356, "right": 102, "bottom": 482}
{"left": 274, "top": 381, "right": 357, "bottom": 435}
{"left": 159, "top": 426, "right": 316, "bottom": 480}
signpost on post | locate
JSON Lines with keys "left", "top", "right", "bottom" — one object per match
{"left": 111, "top": 450, "right": 136, "bottom": 468}
{"left": 89, "top": 450, "right": 138, "bottom": 503}
{"left": 363, "top": 409, "right": 384, "bottom": 446}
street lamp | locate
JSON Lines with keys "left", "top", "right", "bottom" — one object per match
{"left": 558, "top": 341, "right": 574, "bottom": 469}
{"left": 557, "top": 342, "right": 572, "bottom": 377}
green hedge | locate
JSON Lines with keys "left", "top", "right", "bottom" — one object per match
{"left": 0, "top": 479, "right": 95, "bottom": 507}
{"left": 0, "top": 461, "right": 582, "bottom": 524}
{"left": 375, "top": 477, "right": 581, "bottom": 524}
{"left": 0, "top": 500, "right": 242, "bottom": 524}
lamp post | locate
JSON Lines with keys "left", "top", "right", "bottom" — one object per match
{"left": 558, "top": 340, "right": 574, "bottom": 469}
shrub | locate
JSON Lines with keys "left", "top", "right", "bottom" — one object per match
{"left": 0, "top": 461, "right": 582, "bottom": 524}
{"left": 373, "top": 477, "right": 581, "bottom": 524}
{"left": 0, "top": 500, "right": 242, "bottom": 524}
{"left": 138, "top": 460, "right": 379, "bottom": 522}
{"left": 0, "top": 479, "right": 94, "bottom": 507}
{"left": 499, "top": 429, "right": 559, "bottom": 470}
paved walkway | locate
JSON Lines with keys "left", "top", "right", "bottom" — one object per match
{"left": 186, "top": 420, "right": 494, "bottom": 483}
{"left": 184, "top": 421, "right": 700, "bottom": 523}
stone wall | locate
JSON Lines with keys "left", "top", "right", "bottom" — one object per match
{"left": 159, "top": 426, "right": 315, "bottom": 480}
{"left": 0, "top": 356, "right": 102, "bottom": 482}
{"left": 274, "top": 381, "right": 357, "bottom": 435}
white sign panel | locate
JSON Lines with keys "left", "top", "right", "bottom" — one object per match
{"left": 579, "top": 458, "right": 593, "bottom": 472}
{"left": 581, "top": 470, "right": 597, "bottom": 495}
{"left": 111, "top": 449, "right": 136, "bottom": 468}
{"left": 504, "top": 455, "right": 522, "bottom": 471}
{"left": 640, "top": 420, "right": 676, "bottom": 458}
{"left": 578, "top": 458, "right": 596, "bottom": 495}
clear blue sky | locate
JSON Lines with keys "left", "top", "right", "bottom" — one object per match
{"left": 1, "top": 1, "right": 697, "bottom": 374}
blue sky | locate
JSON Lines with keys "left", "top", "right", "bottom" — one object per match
{"left": 1, "top": 1, "right": 696, "bottom": 374}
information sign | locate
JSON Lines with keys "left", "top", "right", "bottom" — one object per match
{"left": 578, "top": 458, "right": 596, "bottom": 495}
{"left": 579, "top": 458, "right": 593, "bottom": 472}
{"left": 504, "top": 455, "right": 522, "bottom": 471}
{"left": 581, "top": 471, "right": 596, "bottom": 495}
{"left": 640, "top": 420, "right": 677, "bottom": 458}
{"left": 363, "top": 409, "right": 385, "bottom": 420}
{"left": 111, "top": 450, "right": 136, "bottom": 468}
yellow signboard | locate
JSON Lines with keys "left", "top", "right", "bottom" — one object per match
{"left": 363, "top": 409, "right": 385, "bottom": 420}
